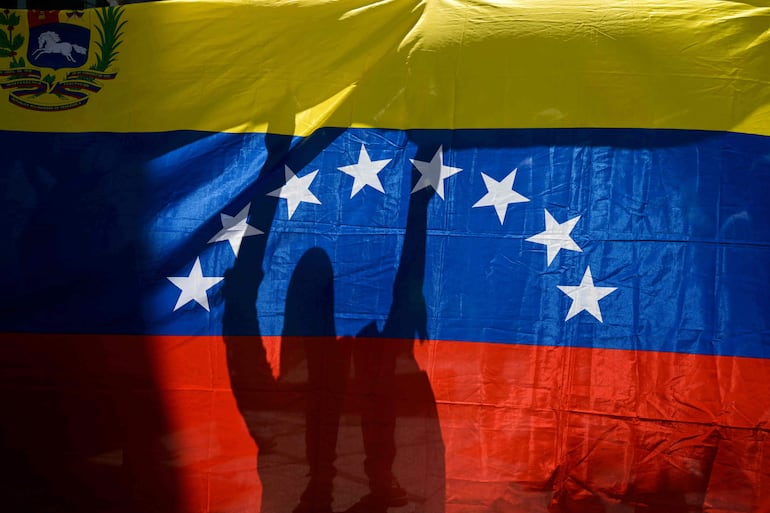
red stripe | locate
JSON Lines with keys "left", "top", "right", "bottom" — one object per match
{"left": 1, "top": 333, "right": 768, "bottom": 512}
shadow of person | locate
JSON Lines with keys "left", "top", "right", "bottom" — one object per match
{"left": 223, "top": 118, "right": 447, "bottom": 513}
{"left": 273, "top": 147, "right": 446, "bottom": 513}
{"left": 222, "top": 126, "right": 347, "bottom": 512}
{"left": 221, "top": 128, "right": 291, "bottom": 512}
{"left": 281, "top": 247, "right": 349, "bottom": 513}
{"left": 343, "top": 178, "right": 444, "bottom": 513}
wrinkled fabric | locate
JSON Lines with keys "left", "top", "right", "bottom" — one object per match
{"left": 1, "top": 2, "right": 769, "bottom": 512}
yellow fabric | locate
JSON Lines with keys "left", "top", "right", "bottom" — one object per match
{"left": 3, "top": 0, "right": 769, "bottom": 136}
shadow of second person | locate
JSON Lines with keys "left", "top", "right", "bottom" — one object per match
{"left": 276, "top": 182, "right": 446, "bottom": 513}
{"left": 279, "top": 247, "right": 349, "bottom": 513}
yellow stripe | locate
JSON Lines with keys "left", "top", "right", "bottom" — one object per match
{"left": 2, "top": 0, "right": 769, "bottom": 136}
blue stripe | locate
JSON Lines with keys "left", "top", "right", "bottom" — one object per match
{"left": 1, "top": 128, "right": 769, "bottom": 358}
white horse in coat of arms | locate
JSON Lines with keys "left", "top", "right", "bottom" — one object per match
{"left": 32, "top": 31, "right": 87, "bottom": 63}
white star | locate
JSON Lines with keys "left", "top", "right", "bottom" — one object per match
{"left": 167, "top": 257, "right": 224, "bottom": 312}
{"left": 338, "top": 145, "right": 391, "bottom": 198}
{"left": 410, "top": 145, "right": 462, "bottom": 199}
{"left": 207, "top": 203, "right": 262, "bottom": 257}
{"left": 557, "top": 266, "right": 617, "bottom": 322}
{"left": 267, "top": 165, "right": 321, "bottom": 219}
{"left": 472, "top": 169, "right": 529, "bottom": 224}
{"left": 526, "top": 209, "right": 582, "bottom": 265}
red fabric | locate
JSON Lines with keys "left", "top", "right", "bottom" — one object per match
{"left": 1, "top": 333, "right": 767, "bottom": 512}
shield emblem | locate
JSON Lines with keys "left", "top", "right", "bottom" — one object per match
{"left": 27, "top": 10, "right": 89, "bottom": 70}
{"left": 1, "top": 6, "right": 123, "bottom": 111}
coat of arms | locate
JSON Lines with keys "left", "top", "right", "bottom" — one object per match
{"left": 0, "top": 6, "right": 125, "bottom": 111}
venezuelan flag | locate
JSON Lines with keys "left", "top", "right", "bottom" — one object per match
{"left": 1, "top": 1, "right": 769, "bottom": 512}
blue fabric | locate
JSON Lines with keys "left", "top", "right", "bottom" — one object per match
{"left": 1, "top": 128, "right": 768, "bottom": 357}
